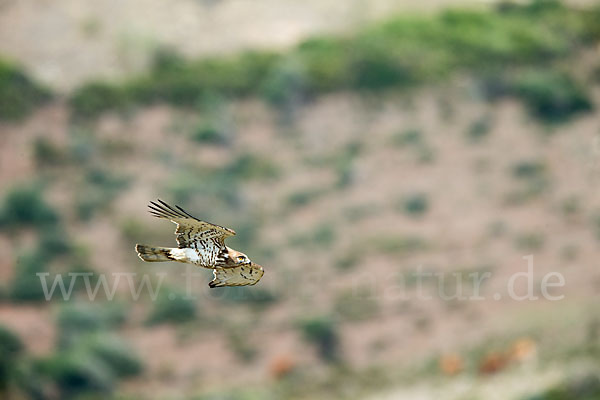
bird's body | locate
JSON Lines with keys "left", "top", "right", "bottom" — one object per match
{"left": 135, "top": 200, "right": 264, "bottom": 287}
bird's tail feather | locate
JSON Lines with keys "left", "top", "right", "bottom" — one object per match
{"left": 135, "top": 244, "right": 175, "bottom": 262}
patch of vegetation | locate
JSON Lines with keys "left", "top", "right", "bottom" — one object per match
{"left": 506, "top": 160, "right": 550, "bottom": 204}
{"left": 68, "top": 82, "right": 130, "bottom": 120}
{"left": 512, "top": 70, "right": 593, "bottom": 122}
{"left": 146, "top": 289, "right": 197, "bottom": 325}
{"left": 333, "top": 142, "right": 362, "bottom": 189}
{"left": 335, "top": 248, "right": 363, "bottom": 270}
{"left": 10, "top": 244, "right": 87, "bottom": 303}
{"left": 57, "top": 303, "right": 127, "bottom": 346}
{"left": 0, "top": 324, "right": 24, "bottom": 392}
{"left": 9, "top": 250, "right": 49, "bottom": 302}
{"left": 299, "top": 316, "right": 340, "bottom": 362}
{"left": 75, "top": 167, "right": 130, "bottom": 221}
{"left": 391, "top": 129, "right": 434, "bottom": 163}
{"left": 38, "top": 225, "right": 73, "bottom": 259}
{"left": 371, "top": 234, "right": 429, "bottom": 256}
{"left": 0, "top": 185, "right": 58, "bottom": 230}
{"left": 223, "top": 153, "right": 280, "bottom": 182}
{"left": 592, "top": 64, "right": 600, "bottom": 83}
{"left": 560, "top": 195, "right": 580, "bottom": 218}
{"left": 70, "top": 1, "right": 600, "bottom": 121}
{"left": 261, "top": 56, "right": 307, "bottom": 109}
{"left": 467, "top": 115, "right": 492, "bottom": 142}
{"left": 0, "top": 58, "right": 51, "bottom": 121}
{"left": 0, "top": 185, "right": 91, "bottom": 303}
{"left": 286, "top": 187, "right": 326, "bottom": 210}
{"left": 41, "top": 350, "right": 115, "bottom": 396}
{"left": 512, "top": 160, "right": 546, "bottom": 179}
{"left": 391, "top": 129, "right": 423, "bottom": 147}
{"left": 38, "top": 302, "right": 142, "bottom": 398}
{"left": 191, "top": 121, "right": 229, "bottom": 145}
{"left": 82, "top": 334, "right": 144, "bottom": 377}
{"left": 514, "top": 232, "right": 545, "bottom": 251}
{"left": 33, "top": 137, "right": 68, "bottom": 168}
{"left": 523, "top": 374, "right": 600, "bottom": 400}
{"left": 398, "top": 193, "right": 429, "bottom": 217}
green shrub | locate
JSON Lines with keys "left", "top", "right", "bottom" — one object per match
{"left": 560, "top": 196, "right": 580, "bottom": 217}
{"left": 334, "top": 142, "right": 362, "bottom": 189}
{"left": 0, "top": 325, "right": 23, "bottom": 359}
{"left": 0, "top": 59, "right": 51, "bottom": 121}
{"left": 467, "top": 116, "right": 492, "bottom": 141}
{"left": 38, "top": 225, "right": 72, "bottom": 259}
{"left": 294, "top": 37, "right": 352, "bottom": 92}
{"left": 525, "top": 374, "right": 600, "bottom": 400}
{"left": 286, "top": 188, "right": 326, "bottom": 211}
{"left": 335, "top": 248, "right": 362, "bottom": 270}
{"left": 399, "top": 193, "right": 429, "bottom": 217}
{"left": 40, "top": 303, "right": 140, "bottom": 398}
{"left": 191, "top": 122, "right": 228, "bottom": 145}
{"left": 75, "top": 168, "right": 129, "bottom": 220}
{"left": 513, "top": 70, "right": 593, "bottom": 122}
{"left": 9, "top": 250, "right": 48, "bottom": 302}
{"left": 146, "top": 290, "right": 197, "bottom": 325}
{"left": 261, "top": 57, "right": 307, "bottom": 105}
{"left": 0, "top": 324, "right": 24, "bottom": 392}
{"left": 83, "top": 334, "right": 143, "bottom": 377}
{"left": 68, "top": 82, "right": 129, "bottom": 120}
{"left": 350, "top": 37, "right": 419, "bottom": 90}
{"left": 391, "top": 129, "right": 423, "bottom": 147}
{"left": 33, "top": 137, "right": 67, "bottom": 167}
{"left": 41, "top": 350, "right": 115, "bottom": 396}
{"left": 512, "top": 160, "right": 546, "bottom": 179}
{"left": 57, "top": 303, "right": 127, "bottom": 346}
{"left": 507, "top": 160, "right": 550, "bottom": 203}
{"left": 223, "top": 153, "right": 280, "bottom": 181}
{"left": 0, "top": 185, "right": 58, "bottom": 230}
{"left": 299, "top": 316, "right": 339, "bottom": 362}
{"left": 313, "top": 224, "right": 336, "bottom": 247}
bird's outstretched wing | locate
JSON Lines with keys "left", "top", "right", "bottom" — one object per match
{"left": 148, "top": 199, "right": 235, "bottom": 250}
{"left": 209, "top": 263, "right": 264, "bottom": 287}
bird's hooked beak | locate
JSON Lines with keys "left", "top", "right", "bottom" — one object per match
{"left": 251, "top": 262, "right": 263, "bottom": 271}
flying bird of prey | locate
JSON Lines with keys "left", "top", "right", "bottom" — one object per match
{"left": 135, "top": 200, "right": 264, "bottom": 288}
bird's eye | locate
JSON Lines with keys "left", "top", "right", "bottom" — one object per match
{"left": 237, "top": 256, "right": 245, "bottom": 262}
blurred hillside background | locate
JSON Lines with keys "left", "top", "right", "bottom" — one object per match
{"left": 1, "top": 0, "right": 600, "bottom": 399}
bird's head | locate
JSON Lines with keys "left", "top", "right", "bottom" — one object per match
{"left": 227, "top": 248, "right": 252, "bottom": 265}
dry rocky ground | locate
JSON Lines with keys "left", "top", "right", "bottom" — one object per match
{"left": 1, "top": 85, "right": 599, "bottom": 398}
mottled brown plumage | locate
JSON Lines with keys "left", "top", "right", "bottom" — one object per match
{"left": 135, "top": 199, "right": 264, "bottom": 287}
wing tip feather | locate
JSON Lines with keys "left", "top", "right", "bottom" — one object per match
{"left": 146, "top": 199, "right": 236, "bottom": 236}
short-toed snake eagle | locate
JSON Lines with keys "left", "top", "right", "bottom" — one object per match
{"left": 135, "top": 200, "right": 264, "bottom": 288}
